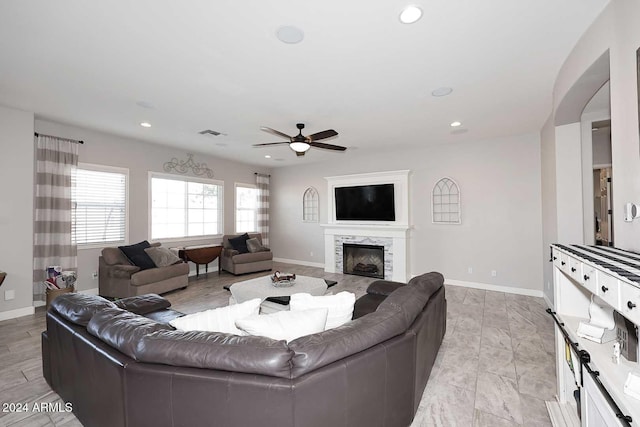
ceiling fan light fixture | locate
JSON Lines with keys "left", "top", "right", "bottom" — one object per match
{"left": 290, "top": 142, "right": 311, "bottom": 153}
{"left": 400, "top": 5, "right": 423, "bottom": 24}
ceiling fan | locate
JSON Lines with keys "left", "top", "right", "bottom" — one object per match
{"left": 253, "top": 123, "right": 347, "bottom": 157}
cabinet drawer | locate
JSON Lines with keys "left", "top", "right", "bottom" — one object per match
{"left": 559, "top": 253, "right": 571, "bottom": 274}
{"left": 569, "top": 256, "right": 582, "bottom": 282}
{"left": 581, "top": 264, "right": 598, "bottom": 294}
{"left": 620, "top": 282, "right": 640, "bottom": 325}
{"left": 596, "top": 273, "right": 620, "bottom": 309}
{"left": 552, "top": 249, "right": 563, "bottom": 269}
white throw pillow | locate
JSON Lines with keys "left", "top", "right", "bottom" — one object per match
{"left": 169, "top": 298, "right": 261, "bottom": 335}
{"left": 289, "top": 291, "right": 356, "bottom": 330}
{"left": 235, "top": 308, "right": 328, "bottom": 342}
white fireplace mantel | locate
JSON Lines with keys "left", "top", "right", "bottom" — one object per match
{"left": 322, "top": 170, "right": 412, "bottom": 282}
{"left": 322, "top": 224, "right": 411, "bottom": 282}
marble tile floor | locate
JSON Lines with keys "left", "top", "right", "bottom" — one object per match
{"left": 0, "top": 262, "right": 555, "bottom": 426}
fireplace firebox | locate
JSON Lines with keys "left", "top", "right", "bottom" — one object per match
{"left": 343, "top": 243, "right": 385, "bottom": 279}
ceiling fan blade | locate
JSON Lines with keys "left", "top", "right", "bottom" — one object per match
{"left": 309, "top": 142, "right": 347, "bottom": 151}
{"left": 260, "top": 127, "right": 292, "bottom": 140}
{"left": 253, "top": 142, "right": 290, "bottom": 147}
{"left": 307, "top": 129, "right": 338, "bottom": 141}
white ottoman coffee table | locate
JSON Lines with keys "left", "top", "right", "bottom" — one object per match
{"left": 229, "top": 275, "right": 328, "bottom": 313}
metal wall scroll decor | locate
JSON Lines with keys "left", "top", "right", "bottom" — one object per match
{"left": 163, "top": 153, "right": 214, "bottom": 178}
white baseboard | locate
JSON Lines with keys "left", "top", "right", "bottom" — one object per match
{"left": 0, "top": 306, "right": 36, "bottom": 322}
{"left": 273, "top": 257, "right": 326, "bottom": 269}
{"left": 445, "top": 279, "right": 544, "bottom": 298}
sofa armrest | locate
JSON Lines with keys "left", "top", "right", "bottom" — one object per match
{"left": 107, "top": 264, "right": 141, "bottom": 279}
{"left": 366, "top": 280, "right": 405, "bottom": 297}
{"left": 222, "top": 248, "right": 239, "bottom": 257}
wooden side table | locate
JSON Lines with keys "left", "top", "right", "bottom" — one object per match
{"left": 177, "top": 245, "right": 223, "bottom": 277}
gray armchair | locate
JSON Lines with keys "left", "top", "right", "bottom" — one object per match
{"left": 220, "top": 233, "right": 273, "bottom": 275}
{"left": 99, "top": 243, "right": 189, "bottom": 298}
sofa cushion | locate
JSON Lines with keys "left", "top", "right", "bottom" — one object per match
{"left": 50, "top": 293, "right": 116, "bottom": 326}
{"left": 288, "top": 305, "right": 408, "bottom": 378}
{"left": 119, "top": 241, "right": 156, "bottom": 270}
{"left": 130, "top": 262, "right": 189, "bottom": 286}
{"left": 290, "top": 291, "right": 356, "bottom": 330}
{"left": 144, "top": 246, "right": 182, "bottom": 267}
{"left": 114, "top": 293, "right": 172, "bottom": 315}
{"left": 230, "top": 250, "right": 273, "bottom": 264}
{"left": 87, "top": 307, "right": 174, "bottom": 359}
{"left": 367, "top": 280, "right": 405, "bottom": 296}
{"left": 102, "top": 247, "right": 132, "bottom": 266}
{"left": 169, "top": 298, "right": 261, "bottom": 335}
{"left": 352, "top": 293, "right": 387, "bottom": 319}
{"left": 228, "top": 233, "right": 251, "bottom": 254}
{"left": 246, "top": 237, "right": 267, "bottom": 253}
{"left": 235, "top": 308, "right": 328, "bottom": 342}
{"left": 135, "top": 329, "right": 294, "bottom": 378}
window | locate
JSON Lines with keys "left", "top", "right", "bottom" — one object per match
{"left": 432, "top": 177, "right": 461, "bottom": 224}
{"left": 235, "top": 184, "right": 258, "bottom": 233}
{"left": 303, "top": 187, "right": 319, "bottom": 222}
{"left": 150, "top": 173, "right": 223, "bottom": 240}
{"left": 72, "top": 164, "right": 128, "bottom": 247}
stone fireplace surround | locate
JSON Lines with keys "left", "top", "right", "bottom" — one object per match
{"left": 322, "top": 170, "right": 411, "bottom": 282}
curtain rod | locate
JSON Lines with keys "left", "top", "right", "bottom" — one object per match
{"left": 254, "top": 172, "right": 271, "bottom": 177}
{"left": 34, "top": 132, "right": 84, "bottom": 144}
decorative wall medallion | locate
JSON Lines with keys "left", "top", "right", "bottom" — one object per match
{"left": 163, "top": 153, "right": 214, "bottom": 178}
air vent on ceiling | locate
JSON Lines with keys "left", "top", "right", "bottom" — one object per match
{"left": 199, "top": 129, "right": 224, "bottom": 136}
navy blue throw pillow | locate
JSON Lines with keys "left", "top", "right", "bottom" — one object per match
{"left": 118, "top": 241, "right": 156, "bottom": 270}
{"left": 228, "top": 233, "right": 251, "bottom": 254}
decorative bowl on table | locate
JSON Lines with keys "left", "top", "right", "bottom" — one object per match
{"left": 271, "top": 271, "right": 296, "bottom": 287}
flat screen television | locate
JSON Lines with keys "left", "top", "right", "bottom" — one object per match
{"left": 335, "top": 184, "right": 395, "bottom": 221}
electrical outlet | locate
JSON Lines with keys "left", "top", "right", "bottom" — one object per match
{"left": 92, "top": 272, "right": 98, "bottom": 279}
{"left": 5, "top": 290, "right": 15, "bottom": 300}
{"left": 467, "top": 267, "right": 473, "bottom": 274}
{"left": 491, "top": 270, "right": 497, "bottom": 277}
{"left": 310, "top": 251, "right": 314, "bottom": 257}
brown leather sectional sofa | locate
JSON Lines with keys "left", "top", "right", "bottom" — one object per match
{"left": 42, "top": 272, "right": 446, "bottom": 427}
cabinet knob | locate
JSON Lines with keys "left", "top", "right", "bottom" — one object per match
{"left": 628, "top": 301, "right": 637, "bottom": 310}
{"left": 561, "top": 261, "right": 566, "bottom": 266}
{"left": 583, "top": 274, "right": 590, "bottom": 281}
{"left": 601, "top": 286, "right": 608, "bottom": 293}
{"left": 571, "top": 267, "right": 577, "bottom": 272}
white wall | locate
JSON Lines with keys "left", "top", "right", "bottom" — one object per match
{"left": 552, "top": 0, "right": 640, "bottom": 251}
{"left": 35, "top": 119, "right": 271, "bottom": 292}
{"left": 271, "top": 133, "right": 544, "bottom": 293}
{"left": 540, "top": 115, "right": 558, "bottom": 303}
{"left": 0, "top": 105, "right": 34, "bottom": 319}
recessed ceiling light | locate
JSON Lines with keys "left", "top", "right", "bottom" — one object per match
{"left": 265, "top": 155, "right": 272, "bottom": 159}
{"left": 276, "top": 26, "right": 304, "bottom": 44}
{"left": 399, "top": 5, "right": 423, "bottom": 24}
{"left": 215, "top": 142, "right": 228, "bottom": 147}
{"left": 140, "top": 122, "right": 151, "bottom": 128}
{"left": 431, "top": 87, "right": 453, "bottom": 97}
{"left": 450, "top": 121, "right": 462, "bottom": 127}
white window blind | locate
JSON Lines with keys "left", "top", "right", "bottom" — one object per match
{"left": 235, "top": 184, "right": 258, "bottom": 233}
{"left": 72, "top": 165, "right": 128, "bottom": 246}
{"left": 151, "top": 174, "right": 223, "bottom": 239}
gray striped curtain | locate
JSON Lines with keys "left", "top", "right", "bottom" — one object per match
{"left": 256, "top": 173, "right": 270, "bottom": 246}
{"left": 33, "top": 135, "right": 79, "bottom": 301}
